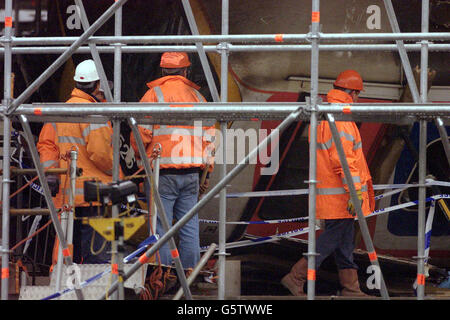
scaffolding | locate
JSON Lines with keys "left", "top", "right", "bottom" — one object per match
{"left": 0, "top": 0, "right": 449, "bottom": 301}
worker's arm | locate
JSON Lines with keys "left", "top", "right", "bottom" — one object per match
{"left": 130, "top": 125, "right": 153, "bottom": 160}
{"left": 82, "top": 122, "right": 114, "bottom": 175}
{"left": 37, "top": 123, "right": 60, "bottom": 196}
{"left": 37, "top": 123, "right": 60, "bottom": 169}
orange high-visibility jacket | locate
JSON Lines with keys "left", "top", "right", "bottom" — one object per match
{"left": 37, "top": 88, "right": 117, "bottom": 208}
{"left": 311, "top": 89, "right": 375, "bottom": 220}
{"left": 132, "top": 75, "right": 215, "bottom": 172}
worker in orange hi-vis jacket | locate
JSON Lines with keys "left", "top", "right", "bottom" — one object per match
{"left": 37, "top": 59, "right": 119, "bottom": 265}
{"left": 131, "top": 52, "right": 215, "bottom": 269}
{"left": 281, "top": 70, "right": 375, "bottom": 297}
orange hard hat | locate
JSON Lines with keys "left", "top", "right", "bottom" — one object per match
{"left": 160, "top": 52, "right": 191, "bottom": 68}
{"left": 333, "top": 70, "right": 364, "bottom": 91}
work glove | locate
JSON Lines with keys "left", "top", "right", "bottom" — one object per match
{"left": 347, "top": 189, "right": 363, "bottom": 216}
{"left": 46, "top": 174, "right": 60, "bottom": 197}
{"left": 199, "top": 178, "right": 210, "bottom": 198}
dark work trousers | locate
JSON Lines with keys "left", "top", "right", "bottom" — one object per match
{"left": 315, "top": 218, "right": 359, "bottom": 270}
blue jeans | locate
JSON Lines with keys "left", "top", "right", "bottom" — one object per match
{"left": 315, "top": 219, "right": 359, "bottom": 270}
{"left": 154, "top": 173, "right": 200, "bottom": 269}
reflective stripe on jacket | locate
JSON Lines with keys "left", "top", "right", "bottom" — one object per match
{"left": 311, "top": 89, "right": 375, "bottom": 219}
{"left": 132, "top": 75, "right": 215, "bottom": 172}
{"left": 37, "top": 88, "right": 117, "bottom": 208}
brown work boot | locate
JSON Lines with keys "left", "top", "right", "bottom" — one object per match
{"left": 338, "top": 268, "right": 370, "bottom": 297}
{"left": 281, "top": 257, "right": 308, "bottom": 296}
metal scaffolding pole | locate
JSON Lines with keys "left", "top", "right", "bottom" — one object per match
{"left": 181, "top": 0, "right": 220, "bottom": 102}
{"left": 383, "top": 0, "right": 421, "bottom": 104}
{"left": 1, "top": 0, "right": 13, "bottom": 301}
{"left": 384, "top": 0, "right": 450, "bottom": 168}
{"left": 306, "top": 0, "right": 320, "bottom": 300}
{"left": 18, "top": 115, "right": 84, "bottom": 300}
{"left": 325, "top": 113, "right": 390, "bottom": 300}
{"left": 217, "top": 0, "right": 229, "bottom": 300}
{"left": 11, "top": 103, "right": 450, "bottom": 125}
{"left": 128, "top": 118, "right": 193, "bottom": 300}
{"left": 6, "top": 32, "right": 450, "bottom": 46}
{"left": 2, "top": 43, "right": 450, "bottom": 55}
{"left": 66, "top": 151, "right": 77, "bottom": 259}
{"left": 416, "top": 0, "right": 430, "bottom": 300}
{"left": 54, "top": 151, "right": 78, "bottom": 297}
{"left": 98, "top": 107, "right": 303, "bottom": 300}
{"left": 5, "top": 0, "right": 128, "bottom": 116}
{"left": 113, "top": 3, "right": 125, "bottom": 301}
{"left": 74, "top": 0, "right": 121, "bottom": 299}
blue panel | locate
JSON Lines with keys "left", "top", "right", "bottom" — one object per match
{"left": 387, "top": 122, "right": 450, "bottom": 237}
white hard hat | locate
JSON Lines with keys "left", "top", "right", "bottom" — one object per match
{"left": 74, "top": 59, "right": 100, "bottom": 82}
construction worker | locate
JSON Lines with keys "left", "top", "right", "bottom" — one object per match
{"left": 281, "top": 70, "right": 375, "bottom": 297}
{"left": 132, "top": 52, "right": 214, "bottom": 269}
{"left": 37, "top": 59, "right": 115, "bottom": 264}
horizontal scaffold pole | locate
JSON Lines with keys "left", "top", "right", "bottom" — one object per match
{"left": 1, "top": 44, "right": 450, "bottom": 55}
{"left": 4, "top": 32, "right": 450, "bottom": 46}
{"left": 11, "top": 103, "right": 450, "bottom": 122}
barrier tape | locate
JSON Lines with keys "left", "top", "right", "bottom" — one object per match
{"left": 212, "top": 179, "right": 450, "bottom": 200}
{"left": 200, "top": 216, "right": 309, "bottom": 225}
{"left": 42, "top": 266, "right": 112, "bottom": 300}
{"left": 200, "top": 194, "right": 449, "bottom": 252}
{"left": 42, "top": 234, "right": 158, "bottom": 300}
{"left": 200, "top": 226, "right": 319, "bottom": 252}
{"left": 201, "top": 194, "right": 449, "bottom": 226}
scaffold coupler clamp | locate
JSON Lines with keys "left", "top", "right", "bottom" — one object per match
{"left": 217, "top": 42, "right": 230, "bottom": 56}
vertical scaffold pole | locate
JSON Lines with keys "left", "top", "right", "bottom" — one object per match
{"left": 67, "top": 150, "right": 77, "bottom": 253}
{"left": 111, "top": 0, "right": 124, "bottom": 299}
{"left": 416, "top": 0, "right": 430, "bottom": 301}
{"left": 306, "top": 0, "right": 320, "bottom": 300}
{"left": 384, "top": 0, "right": 450, "bottom": 169}
{"left": 325, "top": 113, "right": 390, "bottom": 300}
{"left": 75, "top": 0, "right": 123, "bottom": 299}
{"left": 1, "top": 0, "right": 13, "bottom": 301}
{"left": 218, "top": 0, "right": 229, "bottom": 300}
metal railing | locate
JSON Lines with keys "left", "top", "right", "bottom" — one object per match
{"left": 0, "top": 0, "right": 449, "bottom": 301}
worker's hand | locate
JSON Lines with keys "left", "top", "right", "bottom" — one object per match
{"left": 347, "top": 189, "right": 363, "bottom": 216}
{"left": 199, "top": 178, "right": 210, "bottom": 196}
{"left": 47, "top": 174, "right": 60, "bottom": 197}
